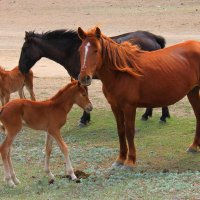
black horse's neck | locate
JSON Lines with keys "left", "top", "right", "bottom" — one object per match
{"left": 38, "top": 30, "right": 81, "bottom": 78}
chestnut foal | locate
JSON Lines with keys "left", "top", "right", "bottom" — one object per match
{"left": 0, "top": 79, "right": 92, "bottom": 187}
{"left": 0, "top": 66, "right": 35, "bottom": 105}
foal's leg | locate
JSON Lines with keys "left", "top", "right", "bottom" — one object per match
{"left": 111, "top": 105, "right": 127, "bottom": 167}
{"left": 44, "top": 134, "right": 55, "bottom": 179}
{"left": 141, "top": 108, "right": 152, "bottom": 121}
{"left": 18, "top": 87, "right": 26, "bottom": 99}
{"left": 49, "top": 129, "right": 77, "bottom": 180}
{"left": 4, "top": 94, "right": 10, "bottom": 104}
{"left": 1, "top": 133, "right": 17, "bottom": 187}
{"left": 7, "top": 148, "right": 20, "bottom": 185}
{"left": 187, "top": 87, "right": 200, "bottom": 152}
{"left": 123, "top": 105, "right": 137, "bottom": 169}
{"left": 24, "top": 74, "right": 36, "bottom": 101}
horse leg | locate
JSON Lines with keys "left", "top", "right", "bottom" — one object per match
{"left": 123, "top": 105, "right": 137, "bottom": 169}
{"left": 25, "top": 84, "right": 36, "bottom": 101}
{"left": 187, "top": 87, "right": 200, "bottom": 152}
{"left": 111, "top": 105, "right": 127, "bottom": 167}
{"left": 160, "top": 107, "right": 170, "bottom": 122}
{"left": 49, "top": 129, "right": 77, "bottom": 180}
{"left": 7, "top": 148, "right": 20, "bottom": 185}
{"left": 79, "top": 111, "right": 90, "bottom": 127}
{"left": 1, "top": 132, "right": 18, "bottom": 187}
{"left": 44, "top": 133, "right": 55, "bottom": 179}
{"left": 18, "top": 87, "right": 26, "bottom": 99}
{"left": 141, "top": 108, "right": 152, "bottom": 121}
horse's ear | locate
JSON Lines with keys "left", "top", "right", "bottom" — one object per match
{"left": 95, "top": 27, "right": 101, "bottom": 39}
{"left": 78, "top": 27, "right": 87, "bottom": 40}
{"left": 71, "top": 77, "right": 75, "bottom": 82}
{"left": 25, "top": 31, "right": 29, "bottom": 40}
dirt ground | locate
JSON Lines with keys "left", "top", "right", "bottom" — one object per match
{"left": 0, "top": 0, "right": 200, "bottom": 112}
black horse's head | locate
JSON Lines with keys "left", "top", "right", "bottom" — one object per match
{"left": 19, "top": 31, "right": 43, "bottom": 73}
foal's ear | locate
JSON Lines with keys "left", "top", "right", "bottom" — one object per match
{"left": 78, "top": 27, "right": 87, "bottom": 40}
{"left": 70, "top": 77, "right": 75, "bottom": 82}
{"left": 95, "top": 27, "right": 101, "bottom": 39}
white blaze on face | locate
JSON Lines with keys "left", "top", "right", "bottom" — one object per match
{"left": 82, "top": 42, "right": 90, "bottom": 70}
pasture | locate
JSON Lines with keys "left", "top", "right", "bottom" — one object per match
{"left": 0, "top": 77, "right": 200, "bottom": 199}
{"left": 1, "top": 0, "right": 200, "bottom": 199}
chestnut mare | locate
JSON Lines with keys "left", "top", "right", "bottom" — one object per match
{"left": 78, "top": 27, "right": 200, "bottom": 169}
{"left": 0, "top": 79, "right": 92, "bottom": 187}
{"left": 0, "top": 66, "right": 35, "bottom": 105}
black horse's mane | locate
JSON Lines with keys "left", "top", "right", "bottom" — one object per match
{"left": 25, "top": 29, "right": 78, "bottom": 41}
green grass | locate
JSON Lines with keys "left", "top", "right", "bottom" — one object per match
{"left": 0, "top": 108, "right": 200, "bottom": 199}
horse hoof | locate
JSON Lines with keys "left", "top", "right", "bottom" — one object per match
{"left": 112, "top": 161, "right": 124, "bottom": 168}
{"left": 186, "top": 147, "right": 198, "bottom": 153}
{"left": 7, "top": 179, "right": 16, "bottom": 187}
{"left": 78, "top": 122, "right": 87, "bottom": 127}
{"left": 141, "top": 117, "right": 148, "bottom": 121}
{"left": 121, "top": 165, "right": 134, "bottom": 171}
{"left": 159, "top": 119, "right": 166, "bottom": 123}
{"left": 13, "top": 177, "right": 20, "bottom": 185}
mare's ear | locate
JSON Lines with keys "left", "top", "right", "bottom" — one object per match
{"left": 78, "top": 27, "right": 87, "bottom": 40}
{"left": 95, "top": 27, "right": 101, "bottom": 39}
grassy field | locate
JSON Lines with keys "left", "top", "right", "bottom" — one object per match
{"left": 0, "top": 107, "right": 200, "bottom": 200}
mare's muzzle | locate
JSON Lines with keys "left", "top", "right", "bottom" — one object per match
{"left": 78, "top": 74, "right": 92, "bottom": 86}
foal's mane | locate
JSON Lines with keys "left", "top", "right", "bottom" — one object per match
{"left": 88, "top": 29, "right": 143, "bottom": 76}
{"left": 25, "top": 29, "right": 78, "bottom": 41}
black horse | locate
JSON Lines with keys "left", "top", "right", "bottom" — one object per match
{"left": 18, "top": 29, "right": 170, "bottom": 125}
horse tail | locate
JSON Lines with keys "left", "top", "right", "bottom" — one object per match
{"left": 155, "top": 35, "right": 166, "bottom": 49}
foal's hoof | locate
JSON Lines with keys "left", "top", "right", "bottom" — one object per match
{"left": 112, "top": 161, "right": 124, "bottom": 168}
{"left": 186, "top": 147, "right": 198, "bottom": 153}
{"left": 13, "top": 177, "right": 20, "bottom": 185}
{"left": 6, "top": 179, "right": 16, "bottom": 187}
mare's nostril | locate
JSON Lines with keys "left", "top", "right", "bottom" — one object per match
{"left": 86, "top": 76, "right": 91, "bottom": 81}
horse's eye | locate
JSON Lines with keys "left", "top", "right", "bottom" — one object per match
{"left": 94, "top": 50, "right": 98, "bottom": 53}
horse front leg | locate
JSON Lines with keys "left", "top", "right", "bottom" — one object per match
{"left": 44, "top": 134, "right": 55, "bottom": 179}
{"left": 123, "top": 105, "right": 137, "bottom": 169}
{"left": 79, "top": 111, "right": 90, "bottom": 127}
{"left": 111, "top": 105, "right": 127, "bottom": 167}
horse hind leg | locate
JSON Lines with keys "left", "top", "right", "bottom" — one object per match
{"left": 187, "top": 87, "right": 200, "bottom": 152}
{"left": 18, "top": 87, "right": 26, "bottom": 99}
{"left": 141, "top": 108, "right": 153, "bottom": 121}
{"left": 1, "top": 132, "right": 17, "bottom": 187}
{"left": 160, "top": 106, "right": 170, "bottom": 123}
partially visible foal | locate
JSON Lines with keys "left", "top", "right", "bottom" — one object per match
{"left": 0, "top": 80, "right": 93, "bottom": 187}
{"left": 0, "top": 66, "right": 35, "bottom": 105}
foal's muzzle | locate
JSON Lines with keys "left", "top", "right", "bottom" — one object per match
{"left": 85, "top": 103, "right": 93, "bottom": 113}
{"left": 78, "top": 74, "right": 92, "bottom": 86}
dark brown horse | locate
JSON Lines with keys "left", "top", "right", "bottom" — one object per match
{"left": 78, "top": 27, "right": 200, "bottom": 169}
{"left": 18, "top": 29, "right": 169, "bottom": 125}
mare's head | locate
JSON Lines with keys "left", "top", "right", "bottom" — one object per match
{"left": 78, "top": 27, "right": 103, "bottom": 86}
{"left": 19, "top": 31, "right": 43, "bottom": 73}
{"left": 72, "top": 79, "right": 93, "bottom": 113}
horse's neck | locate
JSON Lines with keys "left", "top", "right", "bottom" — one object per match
{"left": 51, "top": 87, "right": 75, "bottom": 112}
{"left": 41, "top": 39, "right": 80, "bottom": 78}
{"left": 97, "top": 65, "right": 119, "bottom": 92}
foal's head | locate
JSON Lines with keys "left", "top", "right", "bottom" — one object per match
{"left": 78, "top": 27, "right": 103, "bottom": 86}
{"left": 73, "top": 80, "right": 93, "bottom": 113}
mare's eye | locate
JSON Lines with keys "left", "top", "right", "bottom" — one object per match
{"left": 82, "top": 93, "right": 86, "bottom": 97}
